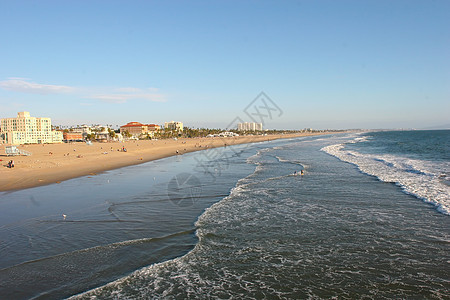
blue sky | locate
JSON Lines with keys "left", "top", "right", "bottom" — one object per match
{"left": 0, "top": 0, "right": 448, "bottom": 129}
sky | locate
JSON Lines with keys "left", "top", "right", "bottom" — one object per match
{"left": 0, "top": 0, "right": 449, "bottom": 130}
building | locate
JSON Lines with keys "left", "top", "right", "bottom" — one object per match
{"left": 0, "top": 111, "right": 63, "bottom": 145}
{"left": 120, "top": 122, "right": 161, "bottom": 138}
{"left": 80, "top": 125, "right": 92, "bottom": 135}
{"left": 218, "top": 131, "right": 239, "bottom": 137}
{"left": 68, "top": 125, "right": 91, "bottom": 139}
{"left": 63, "top": 132, "right": 84, "bottom": 142}
{"left": 120, "top": 122, "right": 147, "bottom": 136}
{"left": 147, "top": 124, "right": 161, "bottom": 132}
{"left": 164, "top": 121, "right": 183, "bottom": 132}
{"left": 237, "top": 122, "right": 263, "bottom": 131}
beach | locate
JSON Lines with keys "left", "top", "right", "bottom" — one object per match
{"left": 0, "top": 132, "right": 325, "bottom": 191}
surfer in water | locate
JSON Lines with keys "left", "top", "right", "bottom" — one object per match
{"left": 300, "top": 170, "right": 304, "bottom": 176}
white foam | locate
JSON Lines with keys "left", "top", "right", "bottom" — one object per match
{"left": 246, "top": 149, "right": 263, "bottom": 164}
{"left": 71, "top": 145, "right": 268, "bottom": 299}
{"left": 322, "top": 140, "right": 450, "bottom": 215}
{"left": 275, "top": 156, "right": 290, "bottom": 163}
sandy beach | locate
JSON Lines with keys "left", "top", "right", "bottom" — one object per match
{"left": 0, "top": 133, "right": 329, "bottom": 192}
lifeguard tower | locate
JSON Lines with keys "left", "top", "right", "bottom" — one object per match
{"left": 4, "top": 146, "right": 32, "bottom": 156}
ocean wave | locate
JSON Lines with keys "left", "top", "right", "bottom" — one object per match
{"left": 275, "top": 155, "right": 290, "bottom": 163}
{"left": 70, "top": 134, "right": 450, "bottom": 299}
{"left": 71, "top": 145, "right": 265, "bottom": 299}
{"left": 321, "top": 141, "right": 450, "bottom": 215}
{"left": 1, "top": 229, "right": 195, "bottom": 273}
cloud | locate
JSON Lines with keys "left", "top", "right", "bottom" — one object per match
{"left": 88, "top": 87, "right": 166, "bottom": 103}
{"left": 0, "top": 77, "right": 167, "bottom": 104}
{"left": 115, "top": 87, "right": 143, "bottom": 93}
{"left": 0, "top": 78, "right": 75, "bottom": 94}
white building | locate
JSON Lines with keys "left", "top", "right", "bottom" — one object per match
{"left": 164, "top": 121, "right": 183, "bottom": 132}
{"left": 0, "top": 111, "right": 63, "bottom": 145}
{"left": 219, "top": 131, "right": 239, "bottom": 137}
{"left": 79, "top": 125, "right": 92, "bottom": 135}
{"left": 237, "top": 122, "right": 263, "bottom": 131}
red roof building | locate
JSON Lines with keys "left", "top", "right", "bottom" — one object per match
{"left": 120, "top": 122, "right": 160, "bottom": 136}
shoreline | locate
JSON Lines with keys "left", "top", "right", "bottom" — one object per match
{"left": 0, "top": 132, "right": 330, "bottom": 192}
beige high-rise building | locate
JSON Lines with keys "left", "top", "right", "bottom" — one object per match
{"left": 164, "top": 121, "right": 183, "bottom": 132}
{"left": 237, "top": 122, "right": 263, "bottom": 131}
{"left": 0, "top": 111, "right": 63, "bottom": 145}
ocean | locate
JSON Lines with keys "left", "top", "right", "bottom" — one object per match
{"left": 0, "top": 131, "right": 448, "bottom": 299}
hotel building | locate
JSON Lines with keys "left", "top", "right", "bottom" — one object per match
{"left": 164, "top": 121, "right": 183, "bottom": 132}
{"left": 237, "top": 122, "right": 263, "bottom": 131}
{"left": 0, "top": 111, "right": 63, "bottom": 145}
{"left": 120, "top": 122, "right": 161, "bottom": 137}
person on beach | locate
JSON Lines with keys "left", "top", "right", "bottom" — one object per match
{"left": 8, "top": 160, "right": 14, "bottom": 168}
